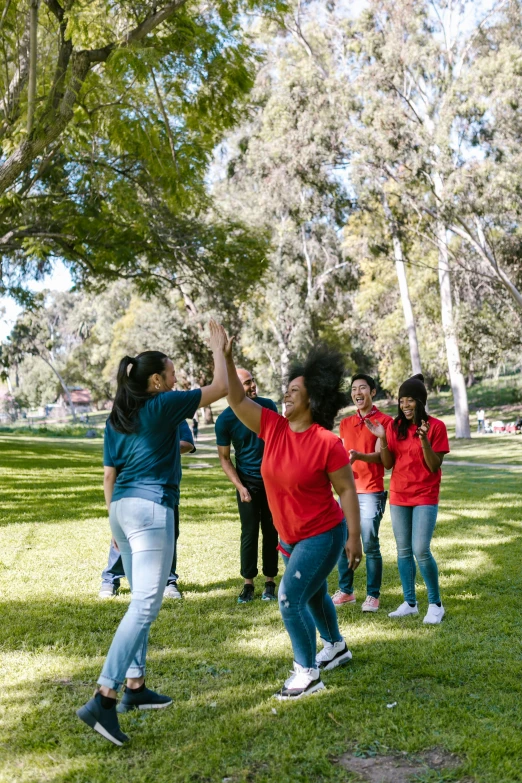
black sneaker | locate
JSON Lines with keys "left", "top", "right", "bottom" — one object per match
{"left": 238, "top": 584, "right": 255, "bottom": 603}
{"left": 77, "top": 692, "right": 129, "bottom": 746}
{"left": 117, "top": 685, "right": 173, "bottom": 713}
{"left": 261, "top": 581, "right": 277, "bottom": 601}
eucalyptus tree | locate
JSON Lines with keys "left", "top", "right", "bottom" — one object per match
{"left": 214, "top": 34, "right": 356, "bottom": 396}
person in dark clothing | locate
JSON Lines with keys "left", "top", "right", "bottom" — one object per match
{"left": 192, "top": 415, "right": 199, "bottom": 442}
{"left": 215, "top": 368, "right": 279, "bottom": 603}
{"left": 99, "top": 419, "right": 195, "bottom": 600}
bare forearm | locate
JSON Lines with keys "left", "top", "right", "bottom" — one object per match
{"left": 353, "top": 451, "right": 382, "bottom": 464}
{"left": 104, "top": 478, "right": 116, "bottom": 511}
{"left": 379, "top": 436, "right": 394, "bottom": 469}
{"left": 421, "top": 442, "right": 442, "bottom": 472}
{"left": 219, "top": 456, "right": 244, "bottom": 490}
{"left": 200, "top": 349, "right": 228, "bottom": 407}
{"left": 226, "top": 355, "right": 246, "bottom": 406}
{"left": 339, "top": 488, "right": 361, "bottom": 541}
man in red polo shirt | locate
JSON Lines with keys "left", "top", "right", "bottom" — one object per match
{"left": 332, "top": 373, "right": 392, "bottom": 612}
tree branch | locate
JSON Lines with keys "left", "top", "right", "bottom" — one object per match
{"left": 0, "top": 0, "right": 188, "bottom": 195}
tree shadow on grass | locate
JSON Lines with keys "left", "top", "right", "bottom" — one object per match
{"left": 2, "top": 529, "right": 522, "bottom": 783}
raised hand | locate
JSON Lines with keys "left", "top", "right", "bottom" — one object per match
{"left": 208, "top": 319, "right": 226, "bottom": 353}
{"left": 222, "top": 326, "right": 235, "bottom": 358}
{"left": 417, "top": 419, "right": 430, "bottom": 441}
{"left": 364, "top": 419, "right": 386, "bottom": 439}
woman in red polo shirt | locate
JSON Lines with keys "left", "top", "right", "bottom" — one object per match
{"left": 366, "top": 374, "right": 449, "bottom": 625}
{"left": 224, "top": 340, "right": 362, "bottom": 700}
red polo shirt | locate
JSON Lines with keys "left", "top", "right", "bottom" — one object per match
{"left": 339, "top": 407, "right": 393, "bottom": 493}
{"left": 386, "top": 416, "right": 450, "bottom": 506}
{"left": 259, "top": 407, "right": 349, "bottom": 544}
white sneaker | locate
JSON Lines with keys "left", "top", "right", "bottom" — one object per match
{"left": 423, "top": 604, "right": 445, "bottom": 624}
{"left": 274, "top": 662, "right": 325, "bottom": 700}
{"left": 163, "top": 582, "right": 182, "bottom": 599}
{"left": 388, "top": 601, "right": 419, "bottom": 618}
{"left": 316, "top": 639, "right": 353, "bottom": 671}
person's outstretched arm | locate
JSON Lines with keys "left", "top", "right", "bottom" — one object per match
{"left": 199, "top": 320, "right": 228, "bottom": 408}
{"left": 224, "top": 337, "right": 263, "bottom": 434}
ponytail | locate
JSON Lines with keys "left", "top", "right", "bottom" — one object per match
{"left": 109, "top": 351, "right": 168, "bottom": 434}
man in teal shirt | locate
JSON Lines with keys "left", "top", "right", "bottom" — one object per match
{"left": 215, "top": 369, "right": 278, "bottom": 603}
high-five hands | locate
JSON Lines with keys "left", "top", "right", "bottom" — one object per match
{"left": 208, "top": 320, "right": 235, "bottom": 356}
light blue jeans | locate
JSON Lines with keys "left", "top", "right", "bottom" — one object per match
{"left": 337, "top": 491, "right": 387, "bottom": 598}
{"left": 389, "top": 504, "right": 440, "bottom": 605}
{"left": 98, "top": 498, "right": 174, "bottom": 691}
{"left": 278, "top": 521, "right": 347, "bottom": 669}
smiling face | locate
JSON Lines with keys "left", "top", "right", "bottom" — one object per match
{"left": 237, "top": 368, "right": 257, "bottom": 399}
{"left": 399, "top": 396, "right": 417, "bottom": 421}
{"left": 149, "top": 358, "right": 176, "bottom": 393}
{"left": 284, "top": 375, "right": 310, "bottom": 420}
{"left": 351, "top": 379, "right": 376, "bottom": 413}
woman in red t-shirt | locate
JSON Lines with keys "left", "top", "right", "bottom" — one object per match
{"left": 366, "top": 374, "right": 449, "bottom": 625}
{"left": 224, "top": 340, "right": 362, "bottom": 700}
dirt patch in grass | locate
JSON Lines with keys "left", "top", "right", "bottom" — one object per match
{"left": 337, "top": 746, "right": 472, "bottom": 782}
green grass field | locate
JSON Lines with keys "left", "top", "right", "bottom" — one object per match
{"left": 0, "top": 425, "right": 521, "bottom": 783}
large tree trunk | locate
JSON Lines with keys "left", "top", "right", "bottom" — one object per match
{"left": 39, "top": 353, "right": 77, "bottom": 421}
{"left": 435, "top": 218, "right": 470, "bottom": 438}
{"left": 203, "top": 406, "right": 213, "bottom": 424}
{"left": 382, "top": 195, "right": 422, "bottom": 375}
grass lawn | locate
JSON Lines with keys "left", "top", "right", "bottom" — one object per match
{"left": 1, "top": 427, "right": 522, "bottom": 783}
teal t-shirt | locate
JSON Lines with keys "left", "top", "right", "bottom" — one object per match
{"left": 214, "top": 396, "right": 278, "bottom": 478}
{"left": 104, "top": 389, "right": 201, "bottom": 508}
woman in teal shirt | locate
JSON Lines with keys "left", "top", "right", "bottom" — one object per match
{"left": 77, "top": 321, "right": 228, "bottom": 746}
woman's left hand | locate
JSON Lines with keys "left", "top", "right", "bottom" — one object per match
{"left": 345, "top": 539, "right": 363, "bottom": 570}
{"left": 417, "top": 419, "right": 430, "bottom": 441}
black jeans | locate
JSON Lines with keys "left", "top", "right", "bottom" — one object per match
{"left": 101, "top": 504, "right": 180, "bottom": 586}
{"left": 237, "top": 473, "right": 279, "bottom": 580}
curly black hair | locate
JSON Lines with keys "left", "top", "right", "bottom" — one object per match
{"left": 287, "top": 345, "right": 349, "bottom": 430}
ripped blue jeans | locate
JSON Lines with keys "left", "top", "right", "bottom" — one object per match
{"left": 278, "top": 520, "right": 347, "bottom": 669}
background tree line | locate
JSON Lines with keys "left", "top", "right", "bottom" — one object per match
{"left": 1, "top": 0, "right": 522, "bottom": 436}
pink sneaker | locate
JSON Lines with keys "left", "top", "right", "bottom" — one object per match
{"left": 332, "top": 590, "right": 356, "bottom": 606}
{"left": 361, "top": 596, "right": 380, "bottom": 613}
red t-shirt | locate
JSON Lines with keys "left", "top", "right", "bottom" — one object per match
{"left": 339, "top": 407, "right": 393, "bottom": 493}
{"left": 259, "top": 407, "right": 349, "bottom": 544}
{"left": 387, "top": 416, "right": 450, "bottom": 506}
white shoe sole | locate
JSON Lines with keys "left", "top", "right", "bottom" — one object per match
{"left": 137, "top": 700, "right": 173, "bottom": 710}
{"left": 388, "top": 609, "right": 418, "bottom": 618}
{"left": 92, "top": 721, "right": 125, "bottom": 746}
{"left": 321, "top": 649, "right": 353, "bottom": 671}
{"left": 423, "top": 614, "right": 445, "bottom": 624}
{"left": 274, "top": 681, "right": 325, "bottom": 700}
{"left": 362, "top": 605, "right": 379, "bottom": 613}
